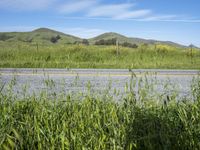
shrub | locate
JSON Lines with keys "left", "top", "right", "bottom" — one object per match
{"left": 122, "top": 42, "right": 138, "bottom": 48}
{"left": 50, "top": 35, "right": 61, "bottom": 43}
{"left": 82, "top": 39, "right": 89, "bottom": 45}
{"left": 95, "top": 38, "right": 116, "bottom": 45}
{"left": 0, "top": 34, "right": 13, "bottom": 41}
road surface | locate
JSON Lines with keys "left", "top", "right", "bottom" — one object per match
{"left": 0, "top": 68, "right": 199, "bottom": 99}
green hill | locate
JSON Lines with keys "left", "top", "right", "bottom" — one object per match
{"left": 89, "top": 32, "right": 187, "bottom": 48}
{"left": 0, "top": 28, "right": 198, "bottom": 49}
{"left": 0, "top": 28, "right": 82, "bottom": 44}
{"left": 89, "top": 32, "right": 147, "bottom": 45}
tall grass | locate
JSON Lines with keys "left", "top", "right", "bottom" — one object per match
{"left": 0, "top": 42, "right": 200, "bottom": 69}
{"left": 0, "top": 77, "right": 200, "bottom": 149}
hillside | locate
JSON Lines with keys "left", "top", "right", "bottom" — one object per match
{"left": 0, "top": 28, "right": 197, "bottom": 49}
{"left": 0, "top": 28, "right": 82, "bottom": 44}
{"left": 89, "top": 32, "right": 186, "bottom": 48}
{"left": 89, "top": 32, "right": 147, "bottom": 45}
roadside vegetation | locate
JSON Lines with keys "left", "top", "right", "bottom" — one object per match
{"left": 0, "top": 41, "right": 200, "bottom": 69}
{"left": 0, "top": 76, "right": 200, "bottom": 149}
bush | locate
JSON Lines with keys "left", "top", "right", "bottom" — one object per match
{"left": 0, "top": 34, "right": 13, "bottom": 41}
{"left": 95, "top": 38, "right": 116, "bottom": 45}
{"left": 82, "top": 39, "right": 89, "bottom": 45}
{"left": 122, "top": 42, "right": 138, "bottom": 48}
{"left": 50, "top": 35, "right": 61, "bottom": 43}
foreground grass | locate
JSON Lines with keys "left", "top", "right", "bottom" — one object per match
{"left": 1, "top": 79, "right": 200, "bottom": 150}
{"left": 0, "top": 42, "right": 200, "bottom": 69}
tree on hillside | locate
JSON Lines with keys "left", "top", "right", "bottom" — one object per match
{"left": 56, "top": 35, "right": 61, "bottom": 40}
{"left": 82, "top": 39, "right": 89, "bottom": 45}
{"left": 95, "top": 38, "right": 117, "bottom": 46}
{"left": 50, "top": 35, "right": 61, "bottom": 43}
{"left": 50, "top": 37, "right": 58, "bottom": 43}
{"left": 121, "top": 42, "right": 138, "bottom": 48}
{"left": 95, "top": 39, "right": 105, "bottom": 45}
{"left": 0, "top": 34, "right": 13, "bottom": 41}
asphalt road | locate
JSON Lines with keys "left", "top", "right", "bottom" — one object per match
{"left": 0, "top": 68, "right": 199, "bottom": 99}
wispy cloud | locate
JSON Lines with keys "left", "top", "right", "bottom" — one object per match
{"left": 58, "top": 1, "right": 151, "bottom": 20}
{"left": 60, "top": 16, "right": 200, "bottom": 23}
{"left": 142, "top": 15, "right": 178, "bottom": 21}
{"left": 0, "top": 0, "right": 55, "bottom": 11}
{"left": 139, "top": 15, "right": 200, "bottom": 23}
{"left": 57, "top": 1, "right": 200, "bottom": 23}
{"left": 114, "top": 9, "right": 152, "bottom": 19}
{"left": 59, "top": 0, "right": 97, "bottom": 14}
{"left": 1, "top": 0, "right": 200, "bottom": 23}
{"left": 87, "top": 3, "right": 152, "bottom": 19}
{"left": 87, "top": 4, "right": 134, "bottom": 17}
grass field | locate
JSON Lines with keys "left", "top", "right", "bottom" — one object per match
{"left": 1, "top": 36, "right": 200, "bottom": 149}
{"left": 0, "top": 42, "right": 200, "bottom": 69}
{"left": 0, "top": 76, "right": 200, "bottom": 149}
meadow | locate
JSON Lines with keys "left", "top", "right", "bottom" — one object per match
{"left": 0, "top": 41, "right": 200, "bottom": 69}
{"left": 0, "top": 76, "right": 200, "bottom": 149}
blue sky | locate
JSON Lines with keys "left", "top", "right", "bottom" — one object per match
{"left": 0, "top": 0, "right": 200, "bottom": 46}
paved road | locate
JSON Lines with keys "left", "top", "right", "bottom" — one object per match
{"left": 0, "top": 68, "right": 199, "bottom": 100}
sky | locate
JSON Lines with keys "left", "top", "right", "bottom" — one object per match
{"left": 0, "top": 0, "right": 200, "bottom": 46}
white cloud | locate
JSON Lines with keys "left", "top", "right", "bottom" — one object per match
{"left": 88, "top": 4, "right": 133, "bottom": 17}
{"left": 59, "top": 2, "right": 152, "bottom": 20}
{"left": 87, "top": 3, "right": 153, "bottom": 20}
{"left": 1, "top": 0, "right": 199, "bottom": 24}
{"left": 142, "top": 15, "right": 177, "bottom": 21}
{"left": 138, "top": 15, "right": 200, "bottom": 23}
{"left": 0, "top": 0, "right": 55, "bottom": 10}
{"left": 60, "top": 16, "right": 200, "bottom": 23}
{"left": 114, "top": 9, "right": 152, "bottom": 19}
{"left": 58, "top": 1, "right": 200, "bottom": 23}
{"left": 59, "top": 0, "right": 97, "bottom": 14}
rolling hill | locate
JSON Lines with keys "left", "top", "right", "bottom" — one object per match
{"left": 0, "top": 27, "right": 197, "bottom": 48}
{"left": 89, "top": 32, "right": 148, "bottom": 45}
{"left": 0, "top": 28, "right": 82, "bottom": 44}
{"left": 89, "top": 32, "right": 187, "bottom": 48}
